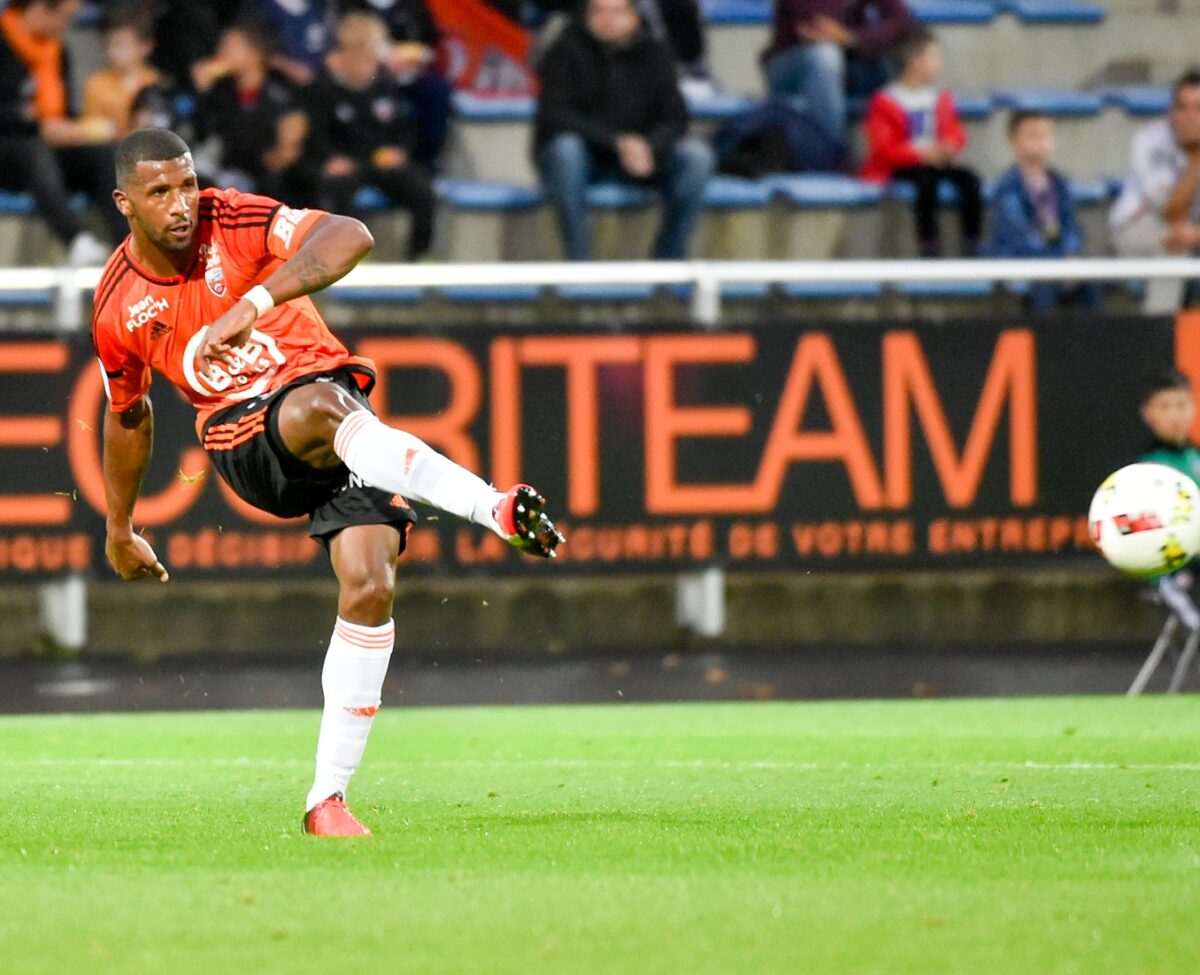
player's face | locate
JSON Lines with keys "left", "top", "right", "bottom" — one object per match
{"left": 1170, "top": 85, "right": 1200, "bottom": 149}
{"left": 114, "top": 155, "right": 201, "bottom": 255}
{"left": 1143, "top": 389, "right": 1196, "bottom": 446}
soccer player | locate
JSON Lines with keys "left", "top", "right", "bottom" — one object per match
{"left": 93, "top": 128, "right": 565, "bottom": 837}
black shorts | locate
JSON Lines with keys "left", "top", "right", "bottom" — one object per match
{"left": 202, "top": 366, "right": 417, "bottom": 548}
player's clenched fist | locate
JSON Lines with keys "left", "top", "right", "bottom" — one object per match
{"left": 194, "top": 299, "right": 258, "bottom": 381}
{"left": 105, "top": 530, "right": 170, "bottom": 583}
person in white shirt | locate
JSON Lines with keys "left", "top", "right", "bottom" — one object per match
{"left": 1110, "top": 69, "right": 1200, "bottom": 310}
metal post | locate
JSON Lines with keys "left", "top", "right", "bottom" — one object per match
{"left": 37, "top": 573, "right": 87, "bottom": 651}
{"left": 691, "top": 268, "right": 721, "bottom": 328}
{"left": 1128, "top": 613, "right": 1177, "bottom": 696}
{"left": 675, "top": 567, "right": 726, "bottom": 637}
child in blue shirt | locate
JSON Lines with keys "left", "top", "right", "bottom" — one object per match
{"left": 984, "top": 111, "right": 1100, "bottom": 313}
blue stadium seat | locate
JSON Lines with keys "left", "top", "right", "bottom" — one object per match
{"left": 952, "top": 93, "right": 994, "bottom": 119}
{"left": 327, "top": 286, "right": 423, "bottom": 303}
{"left": 554, "top": 284, "right": 658, "bottom": 301}
{"left": 585, "top": 182, "right": 656, "bottom": 208}
{"left": 451, "top": 92, "right": 534, "bottom": 121}
{"left": 437, "top": 179, "right": 542, "bottom": 210}
{"left": 1103, "top": 87, "right": 1171, "bottom": 117}
{"left": 995, "top": 0, "right": 1103, "bottom": 23}
{"left": 893, "top": 280, "right": 995, "bottom": 297}
{"left": 721, "top": 281, "right": 773, "bottom": 298}
{"left": 666, "top": 282, "right": 774, "bottom": 300}
{"left": 910, "top": 0, "right": 998, "bottom": 25}
{"left": 703, "top": 177, "right": 774, "bottom": 208}
{"left": 1067, "top": 179, "right": 1114, "bottom": 205}
{"left": 705, "top": 0, "right": 1002, "bottom": 25}
{"left": 699, "top": 0, "right": 770, "bottom": 25}
{"left": 767, "top": 174, "right": 884, "bottom": 207}
{"left": 685, "top": 91, "right": 756, "bottom": 121}
{"left": 0, "top": 289, "right": 55, "bottom": 307}
{"left": 781, "top": 281, "right": 886, "bottom": 299}
{"left": 993, "top": 90, "right": 1104, "bottom": 115}
{"left": 439, "top": 285, "right": 541, "bottom": 301}
{"left": 886, "top": 181, "right": 967, "bottom": 206}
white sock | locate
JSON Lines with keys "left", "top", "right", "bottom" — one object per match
{"left": 333, "top": 411, "right": 506, "bottom": 536}
{"left": 306, "top": 617, "right": 395, "bottom": 811}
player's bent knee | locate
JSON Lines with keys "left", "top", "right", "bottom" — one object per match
{"left": 339, "top": 571, "right": 397, "bottom": 624}
{"left": 276, "top": 383, "right": 368, "bottom": 466}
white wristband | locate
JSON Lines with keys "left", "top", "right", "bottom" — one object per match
{"left": 243, "top": 285, "right": 275, "bottom": 319}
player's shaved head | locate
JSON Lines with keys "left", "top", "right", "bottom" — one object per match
{"left": 115, "top": 128, "right": 192, "bottom": 188}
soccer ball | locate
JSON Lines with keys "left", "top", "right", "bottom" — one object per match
{"left": 1089, "top": 463, "right": 1200, "bottom": 577}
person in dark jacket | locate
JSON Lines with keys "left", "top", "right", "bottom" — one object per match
{"left": 305, "top": 11, "right": 435, "bottom": 259}
{"left": 535, "top": 0, "right": 714, "bottom": 260}
{"left": 984, "top": 110, "right": 1100, "bottom": 313}
{"left": 192, "top": 19, "right": 309, "bottom": 202}
{"left": 338, "top": 0, "right": 452, "bottom": 168}
{"left": 763, "top": 0, "right": 914, "bottom": 145}
{"left": 0, "top": 0, "right": 127, "bottom": 259}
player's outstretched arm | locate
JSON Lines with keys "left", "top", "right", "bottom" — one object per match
{"left": 196, "top": 216, "right": 373, "bottom": 379}
{"left": 102, "top": 398, "right": 169, "bottom": 583}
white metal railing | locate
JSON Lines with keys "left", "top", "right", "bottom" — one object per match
{"left": 5, "top": 257, "right": 1199, "bottom": 331}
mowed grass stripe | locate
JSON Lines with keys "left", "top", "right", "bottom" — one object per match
{"left": 0, "top": 698, "right": 1197, "bottom": 975}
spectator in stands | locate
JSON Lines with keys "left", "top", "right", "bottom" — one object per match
{"left": 192, "top": 19, "right": 309, "bottom": 203}
{"left": 985, "top": 111, "right": 1099, "bottom": 312}
{"left": 762, "top": 0, "right": 913, "bottom": 146}
{"left": 0, "top": 0, "right": 127, "bottom": 261}
{"left": 1110, "top": 69, "right": 1200, "bottom": 310}
{"left": 127, "top": 0, "right": 239, "bottom": 93}
{"left": 860, "top": 28, "right": 980, "bottom": 258}
{"left": 306, "top": 11, "right": 436, "bottom": 259}
{"left": 84, "top": 7, "right": 162, "bottom": 139}
{"left": 535, "top": 0, "right": 714, "bottom": 260}
{"left": 338, "top": 0, "right": 453, "bottom": 168}
{"left": 243, "top": 0, "right": 331, "bottom": 87}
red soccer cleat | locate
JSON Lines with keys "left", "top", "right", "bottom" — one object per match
{"left": 493, "top": 484, "right": 565, "bottom": 558}
{"left": 302, "top": 793, "right": 372, "bottom": 837}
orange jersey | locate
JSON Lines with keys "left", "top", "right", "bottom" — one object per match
{"left": 91, "top": 187, "right": 373, "bottom": 438}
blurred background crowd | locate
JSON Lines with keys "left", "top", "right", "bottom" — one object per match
{"left": 0, "top": 0, "right": 1196, "bottom": 312}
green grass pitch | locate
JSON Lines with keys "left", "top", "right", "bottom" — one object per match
{"left": 1, "top": 697, "right": 1199, "bottom": 974}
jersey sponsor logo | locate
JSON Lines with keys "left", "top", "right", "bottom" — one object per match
{"left": 182, "top": 326, "right": 286, "bottom": 401}
{"left": 125, "top": 295, "right": 170, "bottom": 333}
{"left": 272, "top": 205, "right": 311, "bottom": 249}
{"left": 150, "top": 319, "right": 173, "bottom": 341}
{"left": 201, "top": 242, "right": 227, "bottom": 298}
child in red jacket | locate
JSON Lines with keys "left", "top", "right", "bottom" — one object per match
{"left": 860, "top": 27, "right": 981, "bottom": 257}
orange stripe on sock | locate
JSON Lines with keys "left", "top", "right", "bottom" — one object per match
{"left": 343, "top": 705, "right": 380, "bottom": 717}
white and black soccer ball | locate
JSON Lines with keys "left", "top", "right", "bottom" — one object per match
{"left": 1089, "top": 463, "right": 1200, "bottom": 578}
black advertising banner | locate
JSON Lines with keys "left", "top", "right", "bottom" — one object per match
{"left": 0, "top": 317, "right": 1176, "bottom": 579}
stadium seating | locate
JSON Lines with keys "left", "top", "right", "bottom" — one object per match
{"left": 1, "top": 4, "right": 1189, "bottom": 282}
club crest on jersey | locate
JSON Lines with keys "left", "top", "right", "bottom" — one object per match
{"left": 200, "top": 242, "right": 227, "bottom": 297}
{"left": 125, "top": 295, "right": 169, "bottom": 332}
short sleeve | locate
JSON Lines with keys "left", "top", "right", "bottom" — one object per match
{"left": 93, "top": 314, "right": 150, "bottom": 412}
{"left": 263, "top": 203, "right": 329, "bottom": 261}
{"left": 210, "top": 187, "right": 329, "bottom": 272}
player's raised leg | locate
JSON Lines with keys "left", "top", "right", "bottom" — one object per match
{"left": 275, "top": 382, "right": 565, "bottom": 557}
{"left": 303, "top": 523, "right": 400, "bottom": 837}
